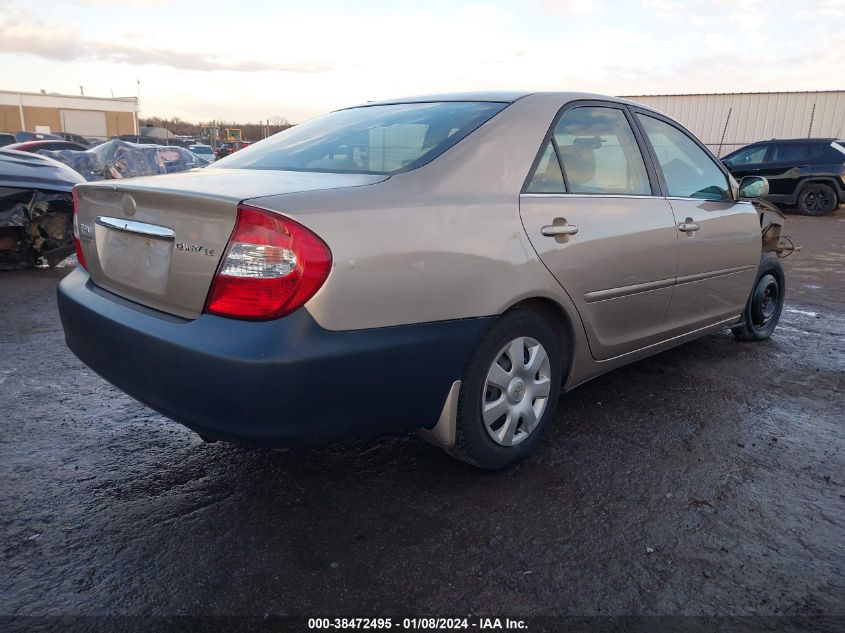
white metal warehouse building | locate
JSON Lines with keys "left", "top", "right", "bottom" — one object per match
{"left": 622, "top": 90, "right": 845, "bottom": 157}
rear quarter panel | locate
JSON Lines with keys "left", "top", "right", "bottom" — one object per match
{"left": 247, "top": 95, "right": 585, "bottom": 333}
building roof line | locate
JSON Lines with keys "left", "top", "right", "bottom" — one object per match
{"left": 621, "top": 89, "right": 845, "bottom": 98}
{"left": 0, "top": 89, "right": 138, "bottom": 103}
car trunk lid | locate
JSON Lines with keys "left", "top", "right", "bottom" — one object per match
{"left": 75, "top": 168, "right": 387, "bottom": 319}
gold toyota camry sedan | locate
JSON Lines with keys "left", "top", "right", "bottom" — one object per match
{"left": 59, "top": 92, "right": 787, "bottom": 469}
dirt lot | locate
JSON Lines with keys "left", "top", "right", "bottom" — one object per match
{"left": 1, "top": 210, "right": 843, "bottom": 625}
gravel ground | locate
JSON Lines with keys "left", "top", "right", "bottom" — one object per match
{"left": 1, "top": 209, "right": 843, "bottom": 625}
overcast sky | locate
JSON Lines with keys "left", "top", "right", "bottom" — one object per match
{"left": 1, "top": 0, "right": 843, "bottom": 124}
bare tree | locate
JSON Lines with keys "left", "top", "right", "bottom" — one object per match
{"left": 139, "top": 116, "right": 294, "bottom": 141}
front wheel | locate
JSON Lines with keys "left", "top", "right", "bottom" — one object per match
{"left": 731, "top": 256, "right": 785, "bottom": 341}
{"left": 453, "top": 309, "right": 563, "bottom": 469}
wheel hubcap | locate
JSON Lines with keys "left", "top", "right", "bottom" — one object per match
{"left": 805, "top": 189, "right": 832, "bottom": 213}
{"left": 482, "top": 336, "right": 552, "bottom": 447}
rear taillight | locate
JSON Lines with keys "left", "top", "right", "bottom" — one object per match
{"left": 205, "top": 204, "right": 332, "bottom": 320}
{"left": 71, "top": 187, "right": 87, "bottom": 270}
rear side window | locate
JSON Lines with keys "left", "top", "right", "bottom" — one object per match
{"left": 213, "top": 101, "right": 507, "bottom": 175}
{"left": 553, "top": 106, "right": 651, "bottom": 195}
{"left": 769, "top": 143, "right": 818, "bottom": 163}
{"left": 637, "top": 114, "right": 729, "bottom": 200}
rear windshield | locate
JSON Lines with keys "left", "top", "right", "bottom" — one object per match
{"left": 211, "top": 101, "right": 507, "bottom": 175}
{"left": 190, "top": 146, "right": 212, "bottom": 154}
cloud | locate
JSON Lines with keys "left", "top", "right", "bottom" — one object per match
{"left": 795, "top": 0, "right": 845, "bottom": 18}
{"left": 87, "top": 43, "right": 329, "bottom": 73}
{"left": 73, "top": 0, "right": 173, "bottom": 4}
{"left": 639, "top": 0, "right": 718, "bottom": 25}
{"left": 0, "top": 5, "right": 86, "bottom": 60}
{"left": 2, "top": 0, "right": 839, "bottom": 124}
{"left": 0, "top": 4, "right": 329, "bottom": 73}
{"left": 535, "top": 0, "right": 605, "bottom": 15}
{"left": 611, "top": 31, "right": 845, "bottom": 96}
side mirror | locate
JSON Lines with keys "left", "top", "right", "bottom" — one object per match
{"left": 738, "top": 175, "right": 769, "bottom": 199}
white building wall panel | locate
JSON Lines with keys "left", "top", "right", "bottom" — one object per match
{"left": 60, "top": 110, "right": 107, "bottom": 137}
{"left": 622, "top": 91, "right": 845, "bottom": 156}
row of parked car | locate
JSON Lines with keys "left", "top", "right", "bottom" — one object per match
{"left": 10, "top": 130, "right": 842, "bottom": 215}
{"left": 0, "top": 134, "right": 216, "bottom": 270}
{"left": 0, "top": 130, "right": 254, "bottom": 165}
{"left": 0, "top": 130, "right": 96, "bottom": 147}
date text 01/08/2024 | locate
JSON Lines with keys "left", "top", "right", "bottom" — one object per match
{"left": 307, "top": 618, "right": 528, "bottom": 630}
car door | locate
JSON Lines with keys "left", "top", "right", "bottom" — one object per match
{"left": 519, "top": 102, "right": 679, "bottom": 361}
{"left": 633, "top": 111, "right": 760, "bottom": 333}
{"left": 757, "top": 142, "right": 815, "bottom": 200}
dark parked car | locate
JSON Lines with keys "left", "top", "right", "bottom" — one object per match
{"left": 14, "top": 131, "right": 63, "bottom": 142}
{"left": 722, "top": 138, "right": 845, "bottom": 216}
{"left": 113, "top": 134, "right": 170, "bottom": 145}
{"left": 216, "top": 141, "right": 251, "bottom": 159}
{"left": 6, "top": 140, "right": 89, "bottom": 153}
{"left": 0, "top": 133, "right": 16, "bottom": 147}
{"left": 57, "top": 132, "right": 93, "bottom": 147}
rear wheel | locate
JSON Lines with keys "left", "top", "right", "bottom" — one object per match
{"left": 453, "top": 309, "right": 563, "bottom": 469}
{"left": 731, "top": 256, "right": 785, "bottom": 341}
{"left": 797, "top": 183, "right": 837, "bottom": 216}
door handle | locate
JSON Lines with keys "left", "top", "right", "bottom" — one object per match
{"left": 541, "top": 224, "right": 579, "bottom": 237}
{"left": 678, "top": 219, "right": 700, "bottom": 233}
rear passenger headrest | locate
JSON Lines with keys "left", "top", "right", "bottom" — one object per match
{"left": 559, "top": 145, "right": 596, "bottom": 186}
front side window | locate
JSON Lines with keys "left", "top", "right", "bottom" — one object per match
{"left": 212, "top": 101, "right": 507, "bottom": 175}
{"left": 553, "top": 106, "right": 651, "bottom": 195}
{"left": 637, "top": 114, "right": 730, "bottom": 200}
{"left": 725, "top": 145, "right": 768, "bottom": 166}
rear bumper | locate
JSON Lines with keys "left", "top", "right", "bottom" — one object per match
{"left": 57, "top": 268, "right": 492, "bottom": 446}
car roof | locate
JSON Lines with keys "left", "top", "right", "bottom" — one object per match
{"left": 358, "top": 91, "right": 532, "bottom": 105}
{"left": 748, "top": 138, "right": 840, "bottom": 144}
{"left": 349, "top": 91, "right": 648, "bottom": 109}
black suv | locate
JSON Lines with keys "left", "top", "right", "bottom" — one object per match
{"left": 722, "top": 138, "right": 845, "bottom": 216}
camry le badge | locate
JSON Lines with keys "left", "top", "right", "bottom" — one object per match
{"left": 175, "top": 242, "right": 215, "bottom": 256}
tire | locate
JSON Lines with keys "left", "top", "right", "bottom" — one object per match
{"left": 453, "top": 309, "right": 563, "bottom": 470}
{"left": 731, "top": 256, "right": 785, "bottom": 342}
{"left": 797, "top": 182, "right": 838, "bottom": 216}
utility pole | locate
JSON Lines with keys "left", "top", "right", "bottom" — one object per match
{"left": 807, "top": 103, "right": 816, "bottom": 138}
{"left": 717, "top": 107, "right": 732, "bottom": 158}
{"left": 135, "top": 79, "right": 141, "bottom": 135}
